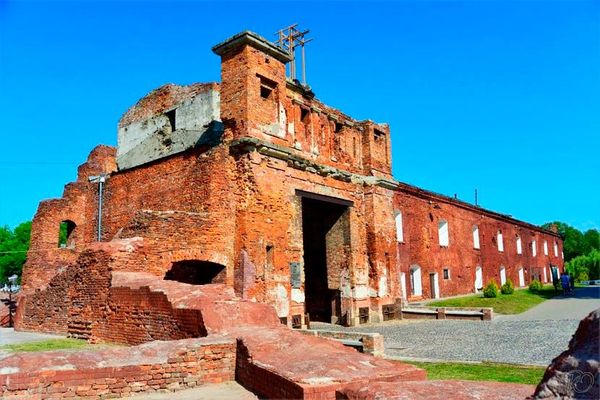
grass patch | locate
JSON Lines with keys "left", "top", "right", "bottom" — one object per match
{"left": 0, "top": 338, "right": 90, "bottom": 352}
{"left": 404, "top": 361, "right": 545, "bottom": 385}
{"left": 427, "top": 285, "right": 557, "bottom": 314}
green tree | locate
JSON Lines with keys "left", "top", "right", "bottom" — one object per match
{"left": 58, "top": 222, "right": 68, "bottom": 247}
{"left": 0, "top": 221, "right": 32, "bottom": 283}
{"left": 583, "top": 229, "right": 600, "bottom": 253}
{"left": 542, "top": 222, "right": 598, "bottom": 261}
{"left": 567, "top": 249, "right": 600, "bottom": 281}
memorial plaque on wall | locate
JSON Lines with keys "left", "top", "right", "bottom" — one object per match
{"left": 290, "top": 262, "right": 302, "bottom": 288}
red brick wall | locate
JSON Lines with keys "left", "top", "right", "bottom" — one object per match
{"left": 20, "top": 145, "right": 117, "bottom": 295}
{"left": 235, "top": 338, "right": 305, "bottom": 399}
{"left": 394, "top": 186, "right": 563, "bottom": 300}
{"left": 0, "top": 339, "right": 235, "bottom": 399}
{"left": 96, "top": 286, "right": 205, "bottom": 345}
{"left": 18, "top": 244, "right": 209, "bottom": 343}
{"left": 217, "top": 41, "right": 391, "bottom": 179}
{"left": 101, "top": 145, "right": 237, "bottom": 278}
{"left": 16, "top": 263, "right": 74, "bottom": 334}
{"left": 18, "top": 32, "right": 564, "bottom": 334}
{"left": 230, "top": 149, "right": 401, "bottom": 324}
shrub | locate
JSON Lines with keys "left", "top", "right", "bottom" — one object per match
{"left": 529, "top": 279, "right": 543, "bottom": 292}
{"left": 501, "top": 279, "right": 515, "bottom": 295}
{"left": 483, "top": 281, "right": 499, "bottom": 298}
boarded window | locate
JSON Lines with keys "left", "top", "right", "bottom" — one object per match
{"left": 497, "top": 231, "right": 504, "bottom": 252}
{"left": 395, "top": 212, "right": 404, "bottom": 242}
{"left": 531, "top": 240, "right": 537, "bottom": 257}
{"left": 438, "top": 220, "right": 449, "bottom": 247}
{"left": 500, "top": 266, "right": 506, "bottom": 285}
{"left": 543, "top": 240, "right": 548, "bottom": 256}
{"left": 516, "top": 235, "right": 522, "bottom": 254}
{"left": 554, "top": 241, "right": 559, "bottom": 257}
{"left": 473, "top": 225, "right": 480, "bottom": 249}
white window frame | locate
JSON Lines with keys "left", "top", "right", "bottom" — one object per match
{"left": 518, "top": 267, "right": 525, "bottom": 287}
{"left": 395, "top": 212, "right": 404, "bottom": 243}
{"left": 500, "top": 266, "right": 507, "bottom": 285}
{"left": 516, "top": 235, "right": 522, "bottom": 255}
{"left": 438, "top": 220, "right": 449, "bottom": 247}
{"left": 410, "top": 265, "right": 422, "bottom": 296}
{"left": 554, "top": 241, "right": 558, "bottom": 257}
{"left": 531, "top": 240, "right": 537, "bottom": 257}
{"left": 543, "top": 240, "right": 548, "bottom": 256}
{"left": 475, "top": 266, "right": 483, "bottom": 292}
{"left": 472, "top": 225, "right": 480, "bottom": 249}
{"left": 497, "top": 231, "right": 504, "bottom": 252}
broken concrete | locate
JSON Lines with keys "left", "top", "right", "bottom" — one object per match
{"left": 117, "top": 84, "right": 221, "bottom": 170}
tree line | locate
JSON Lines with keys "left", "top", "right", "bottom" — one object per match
{"left": 542, "top": 222, "right": 600, "bottom": 281}
{"left": 0, "top": 222, "right": 31, "bottom": 284}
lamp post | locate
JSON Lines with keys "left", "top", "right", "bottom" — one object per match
{"left": 7, "top": 274, "right": 17, "bottom": 328}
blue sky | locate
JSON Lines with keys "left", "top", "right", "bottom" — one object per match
{"left": 0, "top": 0, "right": 598, "bottom": 231}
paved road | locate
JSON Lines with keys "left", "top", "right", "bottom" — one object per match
{"left": 0, "top": 328, "right": 64, "bottom": 346}
{"left": 313, "top": 286, "right": 600, "bottom": 366}
{"left": 128, "top": 382, "right": 257, "bottom": 400}
{"left": 496, "top": 286, "right": 600, "bottom": 321}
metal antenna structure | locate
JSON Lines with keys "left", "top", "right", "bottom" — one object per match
{"left": 275, "top": 24, "right": 313, "bottom": 86}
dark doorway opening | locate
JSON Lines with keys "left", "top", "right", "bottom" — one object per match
{"left": 301, "top": 195, "right": 351, "bottom": 324}
{"left": 164, "top": 260, "right": 226, "bottom": 285}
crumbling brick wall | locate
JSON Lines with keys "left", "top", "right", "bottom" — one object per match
{"left": 16, "top": 266, "right": 73, "bottom": 334}
{"left": 18, "top": 241, "right": 209, "bottom": 344}
{"left": 0, "top": 338, "right": 235, "bottom": 399}
{"left": 20, "top": 146, "right": 117, "bottom": 295}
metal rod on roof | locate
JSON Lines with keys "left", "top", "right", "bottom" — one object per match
{"left": 301, "top": 43, "right": 306, "bottom": 85}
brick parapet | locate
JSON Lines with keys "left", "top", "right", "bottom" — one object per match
{"left": 0, "top": 337, "right": 235, "bottom": 399}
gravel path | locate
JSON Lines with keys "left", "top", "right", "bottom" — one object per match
{"left": 312, "top": 287, "right": 600, "bottom": 366}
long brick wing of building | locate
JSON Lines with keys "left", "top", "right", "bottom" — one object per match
{"left": 16, "top": 31, "right": 563, "bottom": 336}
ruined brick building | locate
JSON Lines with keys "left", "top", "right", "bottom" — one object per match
{"left": 16, "top": 31, "right": 563, "bottom": 337}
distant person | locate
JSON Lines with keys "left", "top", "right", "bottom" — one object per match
{"left": 552, "top": 273, "right": 560, "bottom": 294}
{"left": 569, "top": 273, "right": 575, "bottom": 293}
{"left": 560, "top": 272, "right": 570, "bottom": 296}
